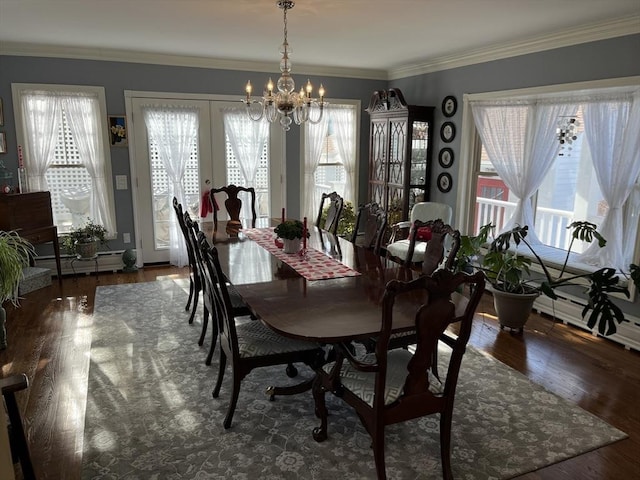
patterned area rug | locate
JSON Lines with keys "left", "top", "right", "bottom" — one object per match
{"left": 82, "top": 280, "right": 626, "bottom": 479}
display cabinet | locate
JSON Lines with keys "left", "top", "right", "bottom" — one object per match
{"left": 366, "top": 88, "right": 434, "bottom": 226}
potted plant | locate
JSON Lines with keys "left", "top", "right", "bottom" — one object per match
{"left": 455, "top": 222, "right": 639, "bottom": 335}
{"left": 274, "top": 220, "right": 309, "bottom": 254}
{"left": 0, "top": 230, "right": 35, "bottom": 349}
{"left": 61, "top": 218, "right": 108, "bottom": 259}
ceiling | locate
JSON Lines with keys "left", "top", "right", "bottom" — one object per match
{"left": 1, "top": 0, "right": 639, "bottom": 78}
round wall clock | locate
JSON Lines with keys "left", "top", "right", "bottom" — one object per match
{"left": 440, "top": 122, "right": 456, "bottom": 143}
{"left": 437, "top": 172, "right": 453, "bottom": 193}
{"left": 438, "top": 148, "right": 454, "bottom": 168}
{"left": 442, "top": 95, "right": 457, "bottom": 117}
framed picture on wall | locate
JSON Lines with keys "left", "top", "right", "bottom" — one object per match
{"left": 0, "top": 132, "right": 6, "bottom": 154}
{"left": 108, "top": 115, "right": 128, "bottom": 147}
{"left": 438, "top": 148, "right": 454, "bottom": 168}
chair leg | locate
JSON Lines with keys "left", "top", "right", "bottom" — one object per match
{"left": 198, "top": 306, "right": 209, "bottom": 347}
{"left": 311, "top": 375, "right": 328, "bottom": 442}
{"left": 205, "top": 313, "right": 219, "bottom": 366}
{"left": 212, "top": 350, "right": 226, "bottom": 398}
{"left": 185, "top": 274, "right": 194, "bottom": 311}
{"left": 223, "top": 367, "right": 242, "bottom": 429}
{"left": 440, "top": 410, "right": 454, "bottom": 480}
{"left": 187, "top": 283, "right": 200, "bottom": 325}
{"left": 371, "top": 423, "right": 387, "bottom": 480}
{"left": 5, "top": 390, "right": 36, "bottom": 480}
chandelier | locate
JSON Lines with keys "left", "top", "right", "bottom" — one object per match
{"left": 243, "top": 0, "right": 325, "bottom": 131}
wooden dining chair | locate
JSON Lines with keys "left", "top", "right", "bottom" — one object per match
{"left": 350, "top": 202, "right": 387, "bottom": 255}
{"left": 183, "top": 212, "right": 252, "bottom": 365}
{"left": 173, "top": 197, "right": 201, "bottom": 324}
{"left": 316, "top": 191, "right": 344, "bottom": 235}
{"left": 385, "top": 202, "right": 453, "bottom": 266}
{"left": 311, "top": 270, "right": 485, "bottom": 480}
{"left": 197, "top": 232, "right": 325, "bottom": 429}
{"left": 210, "top": 185, "right": 257, "bottom": 234}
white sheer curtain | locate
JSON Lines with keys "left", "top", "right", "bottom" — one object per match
{"left": 471, "top": 100, "right": 574, "bottom": 243}
{"left": 303, "top": 116, "right": 329, "bottom": 220}
{"left": 330, "top": 106, "right": 356, "bottom": 205}
{"left": 63, "top": 94, "right": 117, "bottom": 236}
{"left": 143, "top": 106, "right": 199, "bottom": 267}
{"left": 21, "top": 92, "right": 61, "bottom": 192}
{"left": 579, "top": 92, "right": 640, "bottom": 270}
{"left": 223, "top": 108, "right": 269, "bottom": 186}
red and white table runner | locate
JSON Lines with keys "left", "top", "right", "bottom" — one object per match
{"left": 243, "top": 228, "right": 361, "bottom": 281}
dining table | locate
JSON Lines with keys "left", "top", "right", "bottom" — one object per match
{"left": 210, "top": 219, "right": 429, "bottom": 345}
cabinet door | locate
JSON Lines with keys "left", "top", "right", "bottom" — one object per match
{"left": 408, "top": 120, "right": 430, "bottom": 209}
{"left": 369, "top": 118, "right": 388, "bottom": 209}
{"left": 387, "top": 118, "right": 408, "bottom": 225}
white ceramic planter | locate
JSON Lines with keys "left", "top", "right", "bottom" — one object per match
{"left": 282, "top": 238, "right": 301, "bottom": 254}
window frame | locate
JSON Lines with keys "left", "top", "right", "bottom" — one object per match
{"left": 11, "top": 83, "right": 117, "bottom": 239}
{"left": 457, "top": 76, "right": 640, "bottom": 301}
{"left": 300, "top": 99, "right": 361, "bottom": 218}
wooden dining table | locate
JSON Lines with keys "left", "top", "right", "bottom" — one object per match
{"left": 210, "top": 219, "right": 427, "bottom": 344}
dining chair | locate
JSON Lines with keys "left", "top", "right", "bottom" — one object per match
{"left": 385, "top": 201, "right": 453, "bottom": 267}
{"left": 2, "top": 373, "right": 36, "bottom": 480}
{"left": 183, "top": 212, "right": 252, "bottom": 365}
{"left": 210, "top": 185, "right": 257, "bottom": 234}
{"left": 197, "top": 232, "right": 325, "bottom": 429}
{"left": 173, "top": 197, "right": 201, "bottom": 325}
{"left": 311, "top": 269, "right": 486, "bottom": 480}
{"left": 350, "top": 202, "right": 387, "bottom": 255}
{"left": 316, "top": 191, "right": 344, "bottom": 235}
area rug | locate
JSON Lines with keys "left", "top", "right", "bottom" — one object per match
{"left": 81, "top": 280, "right": 626, "bottom": 479}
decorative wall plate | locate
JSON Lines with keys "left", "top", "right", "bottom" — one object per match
{"left": 437, "top": 172, "right": 453, "bottom": 193}
{"left": 438, "top": 148, "right": 454, "bottom": 168}
{"left": 440, "top": 122, "right": 456, "bottom": 143}
{"left": 442, "top": 95, "right": 457, "bottom": 117}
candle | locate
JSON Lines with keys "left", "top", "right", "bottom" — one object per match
{"left": 303, "top": 217, "right": 307, "bottom": 250}
{"left": 282, "top": 207, "right": 285, "bottom": 224}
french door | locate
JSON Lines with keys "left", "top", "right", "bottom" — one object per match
{"left": 128, "top": 94, "right": 284, "bottom": 264}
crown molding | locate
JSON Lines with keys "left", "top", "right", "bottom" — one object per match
{"left": 0, "top": 42, "right": 388, "bottom": 81}
{"left": 389, "top": 15, "right": 640, "bottom": 80}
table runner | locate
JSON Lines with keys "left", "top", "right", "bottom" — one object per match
{"left": 243, "top": 228, "right": 361, "bottom": 281}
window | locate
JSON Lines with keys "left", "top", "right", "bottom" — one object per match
{"left": 12, "top": 84, "right": 116, "bottom": 237}
{"left": 303, "top": 102, "right": 359, "bottom": 219}
{"left": 462, "top": 80, "right": 640, "bottom": 273}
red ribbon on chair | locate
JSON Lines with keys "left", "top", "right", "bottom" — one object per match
{"left": 200, "top": 190, "right": 219, "bottom": 217}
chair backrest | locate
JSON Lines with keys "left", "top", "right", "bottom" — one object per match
{"left": 374, "top": 270, "right": 485, "bottom": 412}
{"left": 350, "top": 202, "right": 387, "bottom": 254}
{"left": 316, "top": 191, "right": 344, "bottom": 235}
{"left": 197, "top": 230, "right": 238, "bottom": 357}
{"left": 210, "top": 185, "right": 257, "bottom": 230}
{"left": 173, "top": 197, "right": 197, "bottom": 270}
{"left": 409, "top": 202, "right": 453, "bottom": 225}
{"left": 407, "top": 218, "right": 461, "bottom": 275}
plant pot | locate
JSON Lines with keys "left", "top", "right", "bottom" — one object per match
{"left": 492, "top": 288, "right": 539, "bottom": 333}
{"left": 75, "top": 238, "right": 99, "bottom": 259}
{"left": 282, "top": 238, "right": 301, "bottom": 254}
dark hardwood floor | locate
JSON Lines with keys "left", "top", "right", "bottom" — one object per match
{"left": 2, "top": 267, "right": 639, "bottom": 479}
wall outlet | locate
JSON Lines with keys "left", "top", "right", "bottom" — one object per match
{"left": 115, "top": 175, "right": 128, "bottom": 190}
{"left": 123, "top": 233, "right": 131, "bottom": 244}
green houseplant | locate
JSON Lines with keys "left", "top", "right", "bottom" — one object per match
{"left": 0, "top": 230, "right": 36, "bottom": 349}
{"left": 275, "top": 219, "right": 309, "bottom": 254}
{"left": 456, "top": 222, "right": 639, "bottom": 336}
{"left": 61, "top": 218, "right": 108, "bottom": 259}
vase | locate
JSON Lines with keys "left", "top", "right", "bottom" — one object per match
{"left": 282, "top": 238, "right": 301, "bottom": 254}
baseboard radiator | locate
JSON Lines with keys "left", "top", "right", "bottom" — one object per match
{"left": 35, "top": 250, "right": 129, "bottom": 276}
{"left": 532, "top": 291, "right": 640, "bottom": 352}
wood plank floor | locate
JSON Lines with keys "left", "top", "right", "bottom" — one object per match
{"left": 2, "top": 267, "right": 639, "bottom": 479}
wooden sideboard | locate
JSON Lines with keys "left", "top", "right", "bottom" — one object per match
{"left": 0, "top": 191, "right": 62, "bottom": 280}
